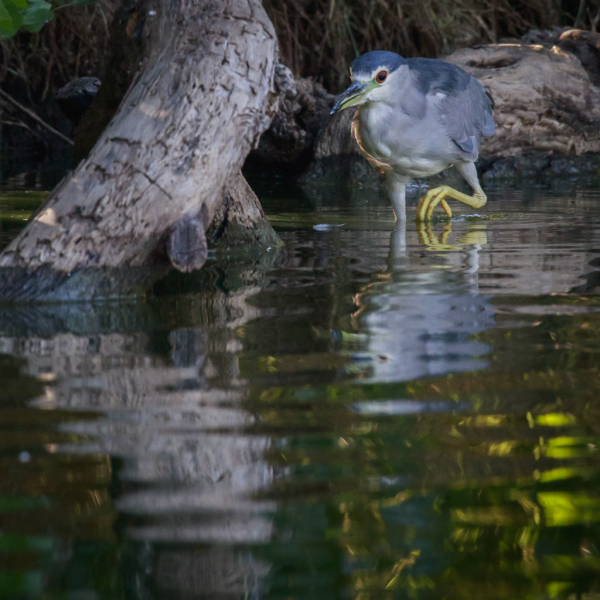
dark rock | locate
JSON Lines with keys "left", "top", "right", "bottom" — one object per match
{"left": 479, "top": 151, "right": 600, "bottom": 182}
{"left": 56, "top": 77, "right": 101, "bottom": 126}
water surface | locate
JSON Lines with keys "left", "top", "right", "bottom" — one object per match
{"left": 1, "top": 178, "right": 600, "bottom": 599}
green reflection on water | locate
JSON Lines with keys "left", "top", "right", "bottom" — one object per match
{"left": 0, "top": 191, "right": 47, "bottom": 251}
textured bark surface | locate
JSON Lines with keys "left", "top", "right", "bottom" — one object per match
{"left": 0, "top": 0, "right": 278, "bottom": 279}
{"left": 211, "top": 172, "right": 280, "bottom": 250}
{"left": 167, "top": 206, "right": 210, "bottom": 274}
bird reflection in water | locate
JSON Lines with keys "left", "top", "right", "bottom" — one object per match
{"left": 349, "top": 218, "right": 494, "bottom": 384}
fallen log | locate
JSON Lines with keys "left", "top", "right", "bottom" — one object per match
{"left": 0, "top": 0, "right": 280, "bottom": 300}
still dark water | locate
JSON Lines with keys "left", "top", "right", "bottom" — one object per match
{"left": 1, "top": 174, "right": 600, "bottom": 599}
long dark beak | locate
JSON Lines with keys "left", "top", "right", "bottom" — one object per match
{"left": 331, "top": 81, "right": 369, "bottom": 114}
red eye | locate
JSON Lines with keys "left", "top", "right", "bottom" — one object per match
{"left": 376, "top": 70, "right": 387, "bottom": 83}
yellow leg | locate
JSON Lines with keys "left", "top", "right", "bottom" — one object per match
{"left": 416, "top": 185, "right": 487, "bottom": 221}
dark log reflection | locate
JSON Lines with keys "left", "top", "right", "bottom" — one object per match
{"left": 0, "top": 287, "right": 272, "bottom": 599}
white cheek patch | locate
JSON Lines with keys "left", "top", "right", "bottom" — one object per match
{"left": 436, "top": 92, "right": 446, "bottom": 99}
{"left": 351, "top": 73, "right": 372, "bottom": 83}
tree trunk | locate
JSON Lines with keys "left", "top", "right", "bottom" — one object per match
{"left": 0, "top": 0, "right": 279, "bottom": 300}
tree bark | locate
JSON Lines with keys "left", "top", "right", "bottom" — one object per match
{"left": 0, "top": 0, "right": 278, "bottom": 299}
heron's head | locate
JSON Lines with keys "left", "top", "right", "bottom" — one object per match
{"left": 331, "top": 51, "right": 407, "bottom": 114}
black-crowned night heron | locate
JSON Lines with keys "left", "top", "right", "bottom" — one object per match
{"left": 331, "top": 51, "right": 495, "bottom": 221}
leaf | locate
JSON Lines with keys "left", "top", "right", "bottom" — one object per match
{"left": 0, "top": 0, "right": 22, "bottom": 36}
{"left": 21, "top": 0, "right": 53, "bottom": 32}
{"left": 0, "top": 0, "right": 16, "bottom": 32}
{"left": 5, "top": 0, "right": 27, "bottom": 10}
{"left": 72, "top": 0, "right": 99, "bottom": 6}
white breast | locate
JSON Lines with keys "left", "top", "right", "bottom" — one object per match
{"left": 353, "top": 100, "right": 453, "bottom": 178}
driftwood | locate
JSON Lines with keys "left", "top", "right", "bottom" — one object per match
{"left": 0, "top": 0, "right": 280, "bottom": 300}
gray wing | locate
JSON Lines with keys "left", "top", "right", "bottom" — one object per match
{"left": 408, "top": 58, "right": 495, "bottom": 159}
{"left": 440, "top": 77, "right": 495, "bottom": 158}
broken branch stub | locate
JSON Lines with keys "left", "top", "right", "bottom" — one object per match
{"left": 0, "top": 0, "right": 278, "bottom": 281}
{"left": 167, "top": 206, "right": 210, "bottom": 273}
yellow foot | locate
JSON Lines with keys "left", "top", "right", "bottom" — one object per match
{"left": 416, "top": 185, "right": 487, "bottom": 221}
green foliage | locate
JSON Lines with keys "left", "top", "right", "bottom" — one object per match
{"left": 0, "top": 0, "right": 96, "bottom": 38}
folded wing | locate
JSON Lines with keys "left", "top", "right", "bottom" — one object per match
{"left": 409, "top": 58, "right": 495, "bottom": 160}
